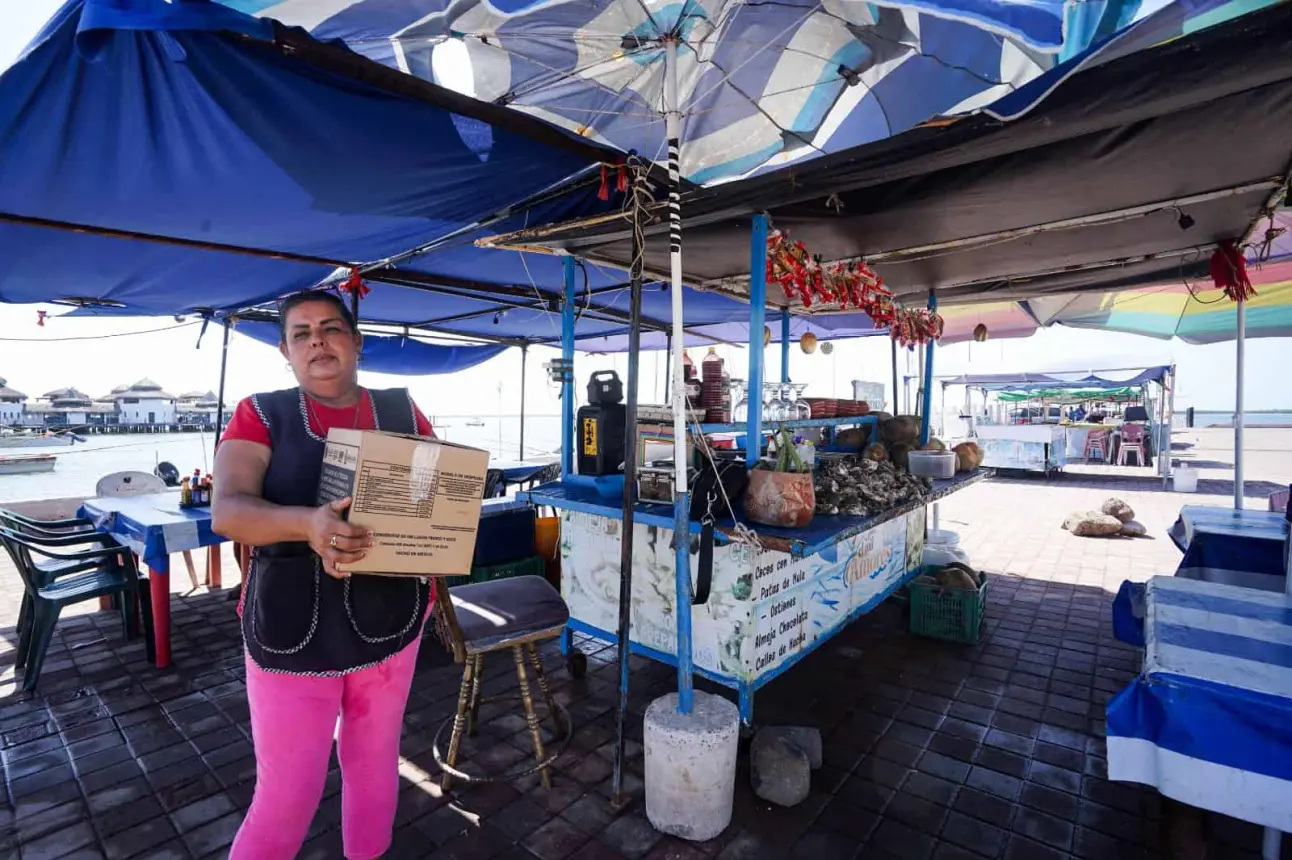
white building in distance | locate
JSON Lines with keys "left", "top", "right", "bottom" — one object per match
{"left": 177, "top": 391, "right": 223, "bottom": 428}
{"left": 104, "top": 378, "right": 177, "bottom": 426}
{"left": 24, "top": 387, "right": 108, "bottom": 427}
{"left": 0, "top": 377, "right": 26, "bottom": 426}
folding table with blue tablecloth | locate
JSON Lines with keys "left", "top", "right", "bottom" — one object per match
{"left": 79, "top": 493, "right": 228, "bottom": 668}
{"left": 1168, "top": 505, "right": 1288, "bottom": 591}
{"left": 1107, "top": 575, "right": 1292, "bottom": 859}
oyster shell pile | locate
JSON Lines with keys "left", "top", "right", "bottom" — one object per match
{"left": 813, "top": 456, "right": 932, "bottom": 516}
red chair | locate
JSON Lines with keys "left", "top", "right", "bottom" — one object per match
{"left": 1083, "top": 429, "right": 1111, "bottom": 463}
{"left": 1118, "top": 424, "right": 1148, "bottom": 467}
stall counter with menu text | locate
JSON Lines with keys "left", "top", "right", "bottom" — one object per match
{"left": 520, "top": 470, "right": 983, "bottom": 722}
{"left": 974, "top": 424, "right": 1067, "bottom": 474}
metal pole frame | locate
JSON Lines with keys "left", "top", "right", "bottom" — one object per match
{"left": 780, "top": 310, "right": 791, "bottom": 384}
{"left": 1165, "top": 365, "right": 1176, "bottom": 485}
{"left": 519, "top": 344, "right": 528, "bottom": 458}
{"left": 665, "top": 40, "right": 695, "bottom": 716}
{"left": 919, "top": 293, "right": 938, "bottom": 446}
{"left": 561, "top": 258, "right": 577, "bottom": 480}
{"left": 611, "top": 161, "right": 648, "bottom": 805}
{"left": 1235, "top": 296, "right": 1246, "bottom": 510}
{"left": 891, "top": 338, "right": 899, "bottom": 414}
{"left": 213, "top": 320, "right": 232, "bottom": 447}
{"left": 747, "top": 216, "right": 769, "bottom": 468}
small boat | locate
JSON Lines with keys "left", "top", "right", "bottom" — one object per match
{"left": 465, "top": 419, "right": 486, "bottom": 427}
{"left": 0, "top": 454, "right": 57, "bottom": 475}
{"left": 0, "top": 430, "right": 77, "bottom": 449}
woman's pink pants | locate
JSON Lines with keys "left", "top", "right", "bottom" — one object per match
{"left": 229, "top": 638, "right": 421, "bottom": 860}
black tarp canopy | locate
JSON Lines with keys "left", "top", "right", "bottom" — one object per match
{"left": 482, "top": 2, "right": 1292, "bottom": 308}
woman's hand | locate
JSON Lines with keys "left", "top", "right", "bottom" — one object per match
{"left": 306, "top": 498, "right": 372, "bottom": 579}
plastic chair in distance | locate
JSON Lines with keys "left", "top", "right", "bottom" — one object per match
{"left": 1, "top": 524, "right": 152, "bottom": 691}
{"left": 1083, "top": 429, "right": 1111, "bottom": 463}
{"left": 1118, "top": 424, "right": 1149, "bottom": 467}
{"left": 482, "top": 468, "right": 505, "bottom": 500}
{"left": 96, "top": 471, "right": 202, "bottom": 590}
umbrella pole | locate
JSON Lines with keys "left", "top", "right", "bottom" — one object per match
{"left": 213, "top": 320, "right": 231, "bottom": 448}
{"left": 1235, "top": 296, "right": 1246, "bottom": 510}
{"left": 611, "top": 161, "right": 647, "bottom": 807}
{"left": 519, "top": 344, "right": 528, "bottom": 457}
{"left": 664, "top": 333, "right": 672, "bottom": 402}
{"left": 664, "top": 40, "right": 695, "bottom": 716}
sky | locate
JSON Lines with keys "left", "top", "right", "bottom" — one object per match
{"left": 1, "top": 0, "right": 1289, "bottom": 420}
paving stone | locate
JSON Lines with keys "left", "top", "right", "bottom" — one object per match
{"left": 597, "top": 814, "right": 663, "bottom": 859}
{"left": 917, "top": 751, "right": 971, "bottom": 784}
{"left": 1013, "top": 806, "right": 1076, "bottom": 852}
{"left": 941, "top": 810, "right": 1009, "bottom": 857}
{"left": 524, "top": 817, "right": 592, "bottom": 860}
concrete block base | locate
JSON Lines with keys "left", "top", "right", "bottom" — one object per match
{"left": 644, "top": 691, "right": 741, "bottom": 842}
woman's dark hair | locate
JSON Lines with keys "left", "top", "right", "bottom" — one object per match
{"left": 277, "top": 291, "right": 358, "bottom": 342}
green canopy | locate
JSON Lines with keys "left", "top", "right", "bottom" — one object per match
{"left": 997, "top": 387, "right": 1140, "bottom": 402}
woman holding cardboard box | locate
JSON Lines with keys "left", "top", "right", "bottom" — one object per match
{"left": 214, "top": 291, "right": 438, "bottom": 860}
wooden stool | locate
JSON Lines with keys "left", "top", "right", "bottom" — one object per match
{"left": 432, "top": 575, "right": 571, "bottom": 790}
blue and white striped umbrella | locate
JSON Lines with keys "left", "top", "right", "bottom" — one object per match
{"left": 220, "top": 0, "right": 1270, "bottom": 182}
{"left": 221, "top": 0, "right": 1135, "bottom": 183}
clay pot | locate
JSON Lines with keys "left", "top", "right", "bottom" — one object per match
{"left": 744, "top": 469, "right": 815, "bottom": 529}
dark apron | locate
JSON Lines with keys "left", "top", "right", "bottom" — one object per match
{"left": 240, "top": 387, "right": 430, "bottom": 675}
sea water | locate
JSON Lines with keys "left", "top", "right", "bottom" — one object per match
{"left": 0, "top": 414, "right": 564, "bottom": 506}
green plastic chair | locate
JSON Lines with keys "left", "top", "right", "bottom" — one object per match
{"left": 0, "top": 524, "right": 151, "bottom": 691}
{"left": 1, "top": 509, "right": 126, "bottom": 658}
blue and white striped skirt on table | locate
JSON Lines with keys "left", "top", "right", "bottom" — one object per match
{"left": 1107, "top": 576, "right": 1292, "bottom": 831}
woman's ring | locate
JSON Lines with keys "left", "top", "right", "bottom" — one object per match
{"left": 330, "top": 535, "right": 339, "bottom": 549}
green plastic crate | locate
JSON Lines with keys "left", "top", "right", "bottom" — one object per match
{"left": 442, "top": 554, "right": 545, "bottom": 590}
{"left": 908, "top": 571, "right": 988, "bottom": 644}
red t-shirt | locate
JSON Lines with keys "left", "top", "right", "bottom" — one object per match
{"left": 221, "top": 389, "right": 435, "bottom": 446}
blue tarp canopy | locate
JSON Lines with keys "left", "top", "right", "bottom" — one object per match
{"left": 941, "top": 364, "right": 1171, "bottom": 391}
{"left": 232, "top": 320, "right": 508, "bottom": 374}
{"left": 0, "top": 0, "right": 622, "bottom": 323}
{"left": 0, "top": 0, "right": 884, "bottom": 353}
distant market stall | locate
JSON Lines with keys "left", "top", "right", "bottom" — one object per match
{"left": 939, "top": 363, "right": 1174, "bottom": 476}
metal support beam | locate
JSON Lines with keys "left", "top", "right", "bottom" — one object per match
{"left": 561, "top": 258, "right": 576, "bottom": 480}
{"left": 1235, "top": 295, "right": 1246, "bottom": 510}
{"left": 213, "top": 321, "right": 231, "bottom": 447}
{"left": 891, "top": 338, "right": 899, "bottom": 415}
{"left": 919, "top": 293, "right": 937, "bottom": 446}
{"left": 611, "top": 187, "right": 646, "bottom": 805}
{"left": 862, "top": 180, "right": 1283, "bottom": 263}
{"left": 780, "top": 311, "right": 791, "bottom": 384}
{"left": 747, "top": 216, "right": 769, "bottom": 468}
{"left": 519, "top": 345, "right": 528, "bottom": 458}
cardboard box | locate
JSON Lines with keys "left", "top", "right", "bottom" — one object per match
{"left": 316, "top": 429, "right": 490, "bottom": 576}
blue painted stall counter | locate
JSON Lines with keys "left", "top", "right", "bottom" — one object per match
{"left": 518, "top": 469, "right": 985, "bottom": 723}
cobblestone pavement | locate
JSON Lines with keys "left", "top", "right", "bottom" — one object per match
{"left": 1, "top": 430, "right": 1280, "bottom": 859}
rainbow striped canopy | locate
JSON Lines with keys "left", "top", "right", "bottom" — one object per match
{"left": 1026, "top": 259, "right": 1292, "bottom": 344}
{"left": 933, "top": 247, "right": 1292, "bottom": 345}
